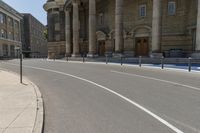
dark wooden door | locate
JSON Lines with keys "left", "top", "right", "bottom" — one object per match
{"left": 136, "top": 38, "right": 149, "bottom": 56}
{"left": 98, "top": 41, "right": 105, "bottom": 56}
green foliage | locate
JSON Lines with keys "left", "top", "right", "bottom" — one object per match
{"left": 43, "top": 29, "right": 48, "bottom": 40}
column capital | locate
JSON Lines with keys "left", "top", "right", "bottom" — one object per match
{"left": 64, "top": 8, "right": 71, "bottom": 13}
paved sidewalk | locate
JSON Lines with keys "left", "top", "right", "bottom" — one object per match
{"left": 0, "top": 70, "right": 43, "bottom": 133}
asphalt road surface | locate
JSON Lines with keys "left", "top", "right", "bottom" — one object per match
{"left": 1, "top": 59, "right": 200, "bottom": 133}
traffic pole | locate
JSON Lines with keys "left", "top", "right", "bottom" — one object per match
{"left": 20, "top": 52, "right": 22, "bottom": 84}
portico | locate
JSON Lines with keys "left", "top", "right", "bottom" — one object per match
{"left": 44, "top": 0, "right": 200, "bottom": 59}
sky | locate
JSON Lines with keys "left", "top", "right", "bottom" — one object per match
{"left": 3, "top": 0, "right": 47, "bottom": 25}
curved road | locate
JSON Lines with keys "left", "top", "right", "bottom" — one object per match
{"left": 1, "top": 59, "right": 200, "bottom": 133}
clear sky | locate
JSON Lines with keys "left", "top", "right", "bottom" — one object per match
{"left": 3, "top": 0, "right": 47, "bottom": 25}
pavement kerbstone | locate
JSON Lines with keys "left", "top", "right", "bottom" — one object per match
{"left": 0, "top": 70, "right": 43, "bottom": 133}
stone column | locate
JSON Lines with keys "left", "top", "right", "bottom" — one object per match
{"left": 87, "top": 0, "right": 97, "bottom": 57}
{"left": 65, "top": 10, "right": 71, "bottom": 56}
{"left": 47, "top": 10, "right": 54, "bottom": 42}
{"left": 115, "top": 0, "right": 124, "bottom": 54}
{"left": 196, "top": 0, "right": 200, "bottom": 51}
{"left": 72, "top": 1, "right": 80, "bottom": 57}
{"left": 151, "top": 0, "right": 162, "bottom": 55}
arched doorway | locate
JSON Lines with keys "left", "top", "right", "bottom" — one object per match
{"left": 135, "top": 38, "right": 149, "bottom": 57}
{"left": 131, "top": 26, "right": 151, "bottom": 57}
{"left": 98, "top": 41, "right": 105, "bottom": 56}
{"left": 96, "top": 31, "right": 106, "bottom": 56}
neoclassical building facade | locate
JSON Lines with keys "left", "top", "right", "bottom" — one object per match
{"left": 44, "top": 0, "right": 200, "bottom": 58}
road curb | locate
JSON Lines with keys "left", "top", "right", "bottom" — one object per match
{"left": 47, "top": 59, "right": 200, "bottom": 74}
{"left": 28, "top": 80, "right": 44, "bottom": 133}
{"left": 0, "top": 68, "right": 44, "bottom": 133}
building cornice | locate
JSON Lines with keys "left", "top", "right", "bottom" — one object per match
{"left": 0, "top": 0, "right": 23, "bottom": 20}
{"left": 0, "top": 37, "right": 22, "bottom": 44}
{"left": 43, "top": 1, "right": 60, "bottom": 11}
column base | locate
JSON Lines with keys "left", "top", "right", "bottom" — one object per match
{"left": 150, "top": 53, "right": 163, "bottom": 58}
{"left": 191, "top": 52, "right": 200, "bottom": 59}
{"left": 65, "top": 53, "right": 71, "bottom": 57}
{"left": 87, "top": 53, "right": 98, "bottom": 58}
{"left": 124, "top": 51, "right": 135, "bottom": 57}
{"left": 72, "top": 54, "right": 81, "bottom": 57}
{"left": 112, "top": 52, "right": 124, "bottom": 57}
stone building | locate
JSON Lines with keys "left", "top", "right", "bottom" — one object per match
{"left": 21, "top": 13, "right": 48, "bottom": 58}
{"left": 44, "top": 0, "right": 200, "bottom": 59}
{"left": 0, "top": 0, "right": 22, "bottom": 58}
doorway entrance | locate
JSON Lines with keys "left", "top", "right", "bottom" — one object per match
{"left": 98, "top": 41, "right": 105, "bottom": 56}
{"left": 135, "top": 38, "right": 149, "bottom": 57}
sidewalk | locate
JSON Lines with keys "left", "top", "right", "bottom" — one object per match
{"left": 0, "top": 70, "right": 43, "bottom": 133}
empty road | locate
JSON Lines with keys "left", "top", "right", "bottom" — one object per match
{"left": 1, "top": 59, "right": 200, "bottom": 133}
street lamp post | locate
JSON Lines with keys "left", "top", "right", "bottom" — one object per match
{"left": 20, "top": 52, "right": 22, "bottom": 83}
{"left": 15, "top": 46, "right": 22, "bottom": 83}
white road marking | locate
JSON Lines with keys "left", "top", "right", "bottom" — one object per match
{"left": 3, "top": 62, "right": 184, "bottom": 133}
{"left": 111, "top": 70, "right": 200, "bottom": 92}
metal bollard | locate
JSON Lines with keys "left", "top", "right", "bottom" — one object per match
{"left": 120, "top": 55, "right": 123, "bottom": 66}
{"left": 161, "top": 56, "right": 164, "bottom": 69}
{"left": 82, "top": 55, "right": 85, "bottom": 63}
{"left": 66, "top": 56, "right": 69, "bottom": 62}
{"left": 188, "top": 57, "right": 192, "bottom": 72}
{"left": 20, "top": 53, "right": 23, "bottom": 84}
{"left": 139, "top": 56, "right": 142, "bottom": 67}
{"left": 106, "top": 55, "right": 108, "bottom": 64}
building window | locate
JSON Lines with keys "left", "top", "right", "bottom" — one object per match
{"left": 14, "top": 32, "right": 20, "bottom": 41}
{"left": 7, "top": 17, "right": 13, "bottom": 27}
{"left": 8, "top": 31, "right": 13, "bottom": 40}
{"left": 14, "top": 20, "right": 19, "bottom": 30}
{"left": 168, "top": 1, "right": 176, "bottom": 15}
{"left": 54, "top": 23, "right": 60, "bottom": 31}
{"left": 10, "top": 45, "right": 15, "bottom": 57}
{"left": 0, "top": 29, "right": 6, "bottom": 38}
{"left": 0, "top": 13, "right": 6, "bottom": 24}
{"left": 139, "top": 4, "right": 146, "bottom": 17}
{"left": 98, "top": 13, "right": 104, "bottom": 25}
{"left": 2, "top": 44, "right": 8, "bottom": 56}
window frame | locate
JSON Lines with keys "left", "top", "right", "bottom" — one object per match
{"left": 139, "top": 4, "right": 147, "bottom": 17}
{"left": 168, "top": 1, "right": 176, "bottom": 16}
{"left": 98, "top": 13, "right": 104, "bottom": 26}
{"left": 0, "top": 12, "right": 6, "bottom": 24}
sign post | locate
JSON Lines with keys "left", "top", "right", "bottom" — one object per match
{"left": 15, "top": 46, "right": 22, "bottom": 83}
{"left": 20, "top": 52, "right": 22, "bottom": 83}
